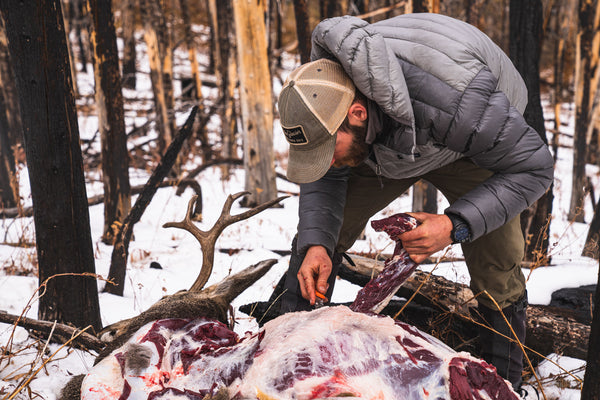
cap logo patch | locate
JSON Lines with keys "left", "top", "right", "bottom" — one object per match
{"left": 283, "top": 125, "right": 308, "bottom": 144}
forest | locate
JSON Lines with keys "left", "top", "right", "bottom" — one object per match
{"left": 0, "top": 0, "right": 599, "bottom": 399}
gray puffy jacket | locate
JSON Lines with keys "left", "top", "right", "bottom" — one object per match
{"left": 296, "top": 13, "right": 554, "bottom": 254}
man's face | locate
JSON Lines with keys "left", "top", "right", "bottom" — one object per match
{"left": 331, "top": 119, "right": 369, "bottom": 168}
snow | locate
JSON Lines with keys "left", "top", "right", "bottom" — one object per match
{"left": 0, "top": 32, "right": 596, "bottom": 400}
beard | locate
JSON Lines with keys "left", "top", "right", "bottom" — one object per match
{"left": 332, "top": 121, "right": 369, "bottom": 168}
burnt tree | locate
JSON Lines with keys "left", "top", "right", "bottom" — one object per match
{"left": 412, "top": 0, "right": 440, "bottom": 13}
{"left": 583, "top": 196, "right": 600, "bottom": 258}
{"left": 292, "top": 0, "right": 311, "bottom": 64}
{"left": 509, "top": 0, "right": 554, "bottom": 264}
{"left": 464, "top": 0, "right": 480, "bottom": 26}
{"left": 60, "top": 0, "right": 80, "bottom": 97}
{"left": 88, "top": 0, "right": 132, "bottom": 245}
{"left": 232, "top": 0, "right": 278, "bottom": 207}
{"left": 0, "top": 110, "right": 16, "bottom": 208}
{"left": 0, "top": 17, "right": 20, "bottom": 208}
{"left": 142, "top": 0, "right": 176, "bottom": 157}
{"left": 0, "top": 0, "right": 102, "bottom": 331}
{"left": 569, "top": 0, "right": 600, "bottom": 223}
{"left": 207, "top": 0, "right": 238, "bottom": 178}
{"left": 408, "top": 2, "right": 439, "bottom": 214}
{"left": 320, "top": 0, "right": 344, "bottom": 18}
{"left": 179, "top": 0, "right": 211, "bottom": 163}
{"left": 412, "top": 180, "right": 437, "bottom": 214}
{"left": 120, "top": 0, "right": 138, "bottom": 90}
{"left": 581, "top": 260, "right": 600, "bottom": 398}
{"left": 0, "top": 17, "right": 22, "bottom": 150}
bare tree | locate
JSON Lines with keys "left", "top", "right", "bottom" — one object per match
{"left": 179, "top": 0, "right": 211, "bottom": 163}
{"left": 0, "top": 17, "right": 20, "bottom": 208}
{"left": 509, "top": 0, "right": 554, "bottom": 264}
{"left": 207, "top": 0, "right": 239, "bottom": 178}
{"left": 120, "top": 0, "right": 138, "bottom": 90}
{"left": 142, "top": 0, "right": 176, "bottom": 156}
{"left": 410, "top": 0, "right": 439, "bottom": 213}
{"left": 60, "top": 0, "right": 79, "bottom": 97}
{"left": 464, "top": 0, "right": 481, "bottom": 26}
{"left": 232, "top": 0, "right": 278, "bottom": 206}
{"left": 581, "top": 264, "right": 600, "bottom": 397}
{"left": 88, "top": 0, "right": 132, "bottom": 244}
{"left": 569, "top": 0, "right": 600, "bottom": 223}
{"left": 412, "top": 0, "right": 440, "bottom": 13}
{"left": 293, "top": 0, "right": 311, "bottom": 64}
{"left": 0, "top": 0, "right": 102, "bottom": 332}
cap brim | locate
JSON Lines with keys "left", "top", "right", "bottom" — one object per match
{"left": 286, "top": 133, "right": 337, "bottom": 184}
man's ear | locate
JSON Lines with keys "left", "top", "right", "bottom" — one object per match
{"left": 347, "top": 102, "right": 368, "bottom": 125}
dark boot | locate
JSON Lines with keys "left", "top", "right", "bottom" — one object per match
{"left": 478, "top": 294, "right": 528, "bottom": 391}
{"left": 279, "top": 237, "right": 342, "bottom": 313}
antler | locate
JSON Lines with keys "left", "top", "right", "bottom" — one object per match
{"left": 163, "top": 191, "right": 289, "bottom": 292}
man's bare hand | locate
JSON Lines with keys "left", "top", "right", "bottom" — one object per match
{"left": 297, "top": 245, "right": 331, "bottom": 305}
{"left": 398, "top": 212, "right": 453, "bottom": 263}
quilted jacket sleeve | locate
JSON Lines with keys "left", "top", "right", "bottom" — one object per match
{"left": 296, "top": 167, "right": 350, "bottom": 255}
{"left": 444, "top": 68, "right": 554, "bottom": 239}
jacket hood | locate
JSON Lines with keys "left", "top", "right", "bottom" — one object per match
{"left": 311, "top": 15, "right": 417, "bottom": 156}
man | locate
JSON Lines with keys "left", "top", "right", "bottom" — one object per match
{"left": 276, "top": 13, "right": 554, "bottom": 392}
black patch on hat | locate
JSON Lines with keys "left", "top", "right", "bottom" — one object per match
{"left": 283, "top": 125, "right": 308, "bottom": 144}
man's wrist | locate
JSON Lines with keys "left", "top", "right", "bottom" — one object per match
{"left": 445, "top": 213, "right": 471, "bottom": 244}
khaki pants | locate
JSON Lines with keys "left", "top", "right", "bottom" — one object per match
{"left": 336, "top": 158, "right": 526, "bottom": 309}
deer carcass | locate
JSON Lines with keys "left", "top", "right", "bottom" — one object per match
{"left": 75, "top": 205, "right": 519, "bottom": 400}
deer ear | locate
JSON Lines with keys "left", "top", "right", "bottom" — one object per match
{"left": 347, "top": 102, "right": 367, "bottom": 124}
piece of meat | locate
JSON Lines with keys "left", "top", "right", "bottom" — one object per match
{"left": 350, "top": 213, "right": 419, "bottom": 314}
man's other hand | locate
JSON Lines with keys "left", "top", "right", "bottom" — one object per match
{"left": 399, "top": 212, "right": 453, "bottom": 263}
{"left": 297, "top": 245, "right": 331, "bottom": 305}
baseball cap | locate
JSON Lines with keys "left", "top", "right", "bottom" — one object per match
{"left": 278, "top": 59, "right": 355, "bottom": 184}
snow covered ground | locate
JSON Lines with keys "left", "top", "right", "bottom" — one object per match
{"left": 0, "top": 36, "right": 596, "bottom": 400}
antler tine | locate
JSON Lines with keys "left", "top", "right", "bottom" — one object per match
{"left": 212, "top": 191, "right": 290, "bottom": 235}
{"left": 163, "top": 195, "right": 205, "bottom": 237}
{"left": 163, "top": 192, "right": 289, "bottom": 293}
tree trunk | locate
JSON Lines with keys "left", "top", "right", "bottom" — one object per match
{"left": 120, "top": 0, "right": 138, "bottom": 90}
{"left": 412, "top": 180, "right": 437, "bottom": 214}
{"left": 569, "top": 0, "right": 600, "bottom": 223}
{"left": 268, "top": 0, "right": 283, "bottom": 69}
{"left": 60, "top": 0, "right": 79, "bottom": 97}
{"left": 88, "top": 0, "right": 132, "bottom": 245}
{"left": 232, "top": 0, "right": 278, "bottom": 207}
{"left": 179, "top": 0, "right": 203, "bottom": 105}
{"left": 338, "top": 255, "right": 591, "bottom": 360}
{"left": 320, "top": 0, "right": 344, "bottom": 18}
{"left": 581, "top": 260, "right": 600, "bottom": 398}
{"left": 208, "top": 0, "right": 238, "bottom": 179}
{"left": 0, "top": 0, "right": 102, "bottom": 332}
{"left": 71, "top": 0, "right": 90, "bottom": 74}
{"left": 0, "top": 107, "right": 16, "bottom": 208}
{"left": 509, "top": 0, "right": 554, "bottom": 264}
{"left": 292, "top": 0, "right": 311, "bottom": 64}
{"left": 142, "top": 0, "right": 175, "bottom": 157}
{"left": 583, "top": 195, "right": 600, "bottom": 258}
{"left": 412, "top": 0, "right": 439, "bottom": 13}
{"left": 0, "top": 17, "right": 23, "bottom": 149}
{"left": 0, "top": 18, "right": 19, "bottom": 208}
{"left": 464, "top": 0, "right": 480, "bottom": 26}
{"left": 179, "top": 0, "right": 211, "bottom": 163}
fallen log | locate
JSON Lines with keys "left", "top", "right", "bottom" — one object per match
{"left": 339, "top": 254, "right": 591, "bottom": 361}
